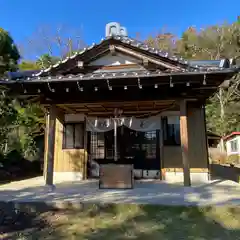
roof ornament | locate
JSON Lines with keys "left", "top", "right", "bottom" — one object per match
{"left": 47, "top": 82, "right": 55, "bottom": 92}
{"left": 21, "top": 83, "right": 27, "bottom": 93}
{"left": 219, "top": 59, "right": 230, "bottom": 68}
{"left": 77, "top": 81, "right": 83, "bottom": 92}
{"left": 105, "top": 22, "right": 128, "bottom": 37}
{"left": 138, "top": 78, "right": 142, "bottom": 89}
{"left": 106, "top": 79, "right": 112, "bottom": 91}
{"left": 170, "top": 76, "right": 174, "bottom": 87}
{"left": 203, "top": 75, "right": 207, "bottom": 85}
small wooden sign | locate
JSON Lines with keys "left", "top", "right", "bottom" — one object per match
{"left": 99, "top": 164, "right": 134, "bottom": 189}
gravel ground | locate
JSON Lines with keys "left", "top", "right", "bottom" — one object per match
{"left": 0, "top": 178, "right": 239, "bottom": 206}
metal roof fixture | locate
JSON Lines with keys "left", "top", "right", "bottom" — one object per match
{"left": 189, "top": 59, "right": 234, "bottom": 69}
{"left": 105, "top": 22, "right": 128, "bottom": 37}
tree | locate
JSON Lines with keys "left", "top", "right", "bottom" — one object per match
{"left": 146, "top": 17, "right": 240, "bottom": 136}
{"left": 36, "top": 53, "right": 60, "bottom": 69}
{"left": 0, "top": 28, "right": 20, "bottom": 75}
{"left": 175, "top": 20, "right": 240, "bottom": 136}
{"left": 145, "top": 30, "right": 177, "bottom": 55}
{"left": 19, "top": 61, "right": 39, "bottom": 71}
{"left": 18, "top": 24, "right": 86, "bottom": 61}
{"left": 12, "top": 101, "right": 44, "bottom": 159}
{"left": 0, "top": 28, "right": 44, "bottom": 161}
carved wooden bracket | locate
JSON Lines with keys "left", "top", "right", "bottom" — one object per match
{"left": 143, "top": 59, "right": 149, "bottom": 67}
{"left": 109, "top": 45, "right": 116, "bottom": 55}
{"left": 77, "top": 61, "right": 84, "bottom": 69}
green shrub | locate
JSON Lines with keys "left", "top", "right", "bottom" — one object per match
{"left": 4, "top": 150, "right": 24, "bottom": 167}
{"left": 226, "top": 154, "right": 240, "bottom": 165}
{"left": 208, "top": 148, "right": 228, "bottom": 164}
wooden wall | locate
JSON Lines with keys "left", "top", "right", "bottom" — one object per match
{"left": 44, "top": 109, "right": 87, "bottom": 178}
{"left": 188, "top": 106, "right": 208, "bottom": 168}
{"left": 162, "top": 106, "right": 208, "bottom": 172}
{"left": 55, "top": 112, "right": 87, "bottom": 174}
{"left": 43, "top": 105, "right": 208, "bottom": 180}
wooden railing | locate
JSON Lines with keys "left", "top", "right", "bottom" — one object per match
{"left": 210, "top": 164, "right": 240, "bottom": 183}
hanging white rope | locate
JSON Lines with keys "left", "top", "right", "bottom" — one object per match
{"left": 86, "top": 115, "right": 163, "bottom": 132}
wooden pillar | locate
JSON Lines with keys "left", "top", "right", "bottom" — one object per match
{"left": 43, "top": 111, "right": 49, "bottom": 180}
{"left": 45, "top": 105, "right": 57, "bottom": 186}
{"left": 202, "top": 104, "right": 210, "bottom": 180}
{"left": 159, "top": 117, "right": 164, "bottom": 180}
{"left": 83, "top": 116, "right": 87, "bottom": 180}
{"left": 180, "top": 100, "right": 191, "bottom": 186}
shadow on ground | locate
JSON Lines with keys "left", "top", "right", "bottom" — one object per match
{"left": 0, "top": 201, "right": 240, "bottom": 239}
{"left": 80, "top": 204, "right": 240, "bottom": 240}
{"left": 0, "top": 179, "right": 239, "bottom": 239}
{"left": 0, "top": 201, "right": 56, "bottom": 239}
{"left": 0, "top": 179, "right": 239, "bottom": 206}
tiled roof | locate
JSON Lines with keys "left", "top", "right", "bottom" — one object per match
{"left": 223, "top": 132, "right": 240, "bottom": 141}
{"left": 34, "top": 36, "right": 239, "bottom": 78}
{"left": 3, "top": 36, "right": 239, "bottom": 82}
{"left": 34, "top": 35, "right": 192, "bottom": 77}
{"left": 3, "top": 68, "right": 237, "bottom": 83}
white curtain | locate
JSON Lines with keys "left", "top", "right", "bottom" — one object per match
{"left": 86, "top": 115, "right": 161, "bottom": 132}
{"left": 86, "top": 118, "right": 114, "bottom": 132}
{"left": 123, "top": 116, "right": 161, "bottom": 132}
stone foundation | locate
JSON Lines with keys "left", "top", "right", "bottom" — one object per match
{"left": 164, "top": 172, "right": 209, "bottom": 183}
{"left": 53, "top": 172, "right": 83, "bottom": 183}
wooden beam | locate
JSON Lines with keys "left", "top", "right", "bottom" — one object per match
{"left": 55, "top": 100, "right": 176, "bottom": 108}
{"left": 162, "top": 168, "right": 208, "bottom": 173}
{"left": 77, "top": 61, "right": 84, "bottom": 69}
{"left": 46, "top": 100, "right": 176, "bottom": 107}
{"left": 180, "top": 100, "right": 191, "bottom": 186}
{"left": 101, "top": 104, "right": 108, "bottom": 111}
{"left": 55, "top": 48, "right": 109, "bottom": 75}
{"left": 143, "top": 59, "right": 149, "bottom": 67}
{"left": 109, "top": 45, "right": 116, "bottom": 55}
{"left": 40, "top": 88, "right": 205, "bottom": 105}
{"left": 85, "top": 110, "right": 159, "bottom": 116}
{"left": 115, "top": 45, "right": 181, "bottom": 71}
{"left": 57, "top": 105, "right": 76, "bottom": 113}
{"left": 45, "top": 105, "right": 57, "bottom": 186}
{"left": 99, "top": 64, "right": 141, "bottom": 70}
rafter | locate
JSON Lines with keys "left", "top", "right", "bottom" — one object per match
{"left": 115, "top": 45, "right": 182, "bottom": 71}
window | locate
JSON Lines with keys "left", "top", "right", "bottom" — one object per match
{"left": 89, "top": 128, "right": 158, "bottom": 160}
{"left": 163, "top": 116, "right": 180, "bottom": 145}
{"left": 90, "top": 132, "right": 105, "bottom": 159}
{"left": 63, "top": 123, "right": 84, "bottom": 149}
{"left": 230, "top": 139, "right": 239, "bottom": 152}
{"left": 141, "top": 131, "right": 157, "bottom": 159}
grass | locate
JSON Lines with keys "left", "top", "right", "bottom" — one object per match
{"left": 1, "top": 203, "right": 240, "bottom": 240}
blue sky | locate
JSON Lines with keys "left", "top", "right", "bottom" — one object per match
{"left": 1, "top": 0, "right": 239, "bottom": 59}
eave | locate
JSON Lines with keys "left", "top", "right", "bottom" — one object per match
{"left": 0, "top": 69, "right": 236, "bottom": 104}
{"left": 223, "top": 132, "right": 240, "bottom": 141}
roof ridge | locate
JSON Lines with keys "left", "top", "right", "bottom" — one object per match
{"left": 34, "top": 35, "right": 239, "bottom": 78}
{"left": 34, "top": 35, "right": 193, "bottom": 77}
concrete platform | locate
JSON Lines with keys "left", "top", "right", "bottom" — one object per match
{"left": 0, "top": 177, "right": 239, "bottom": 206}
